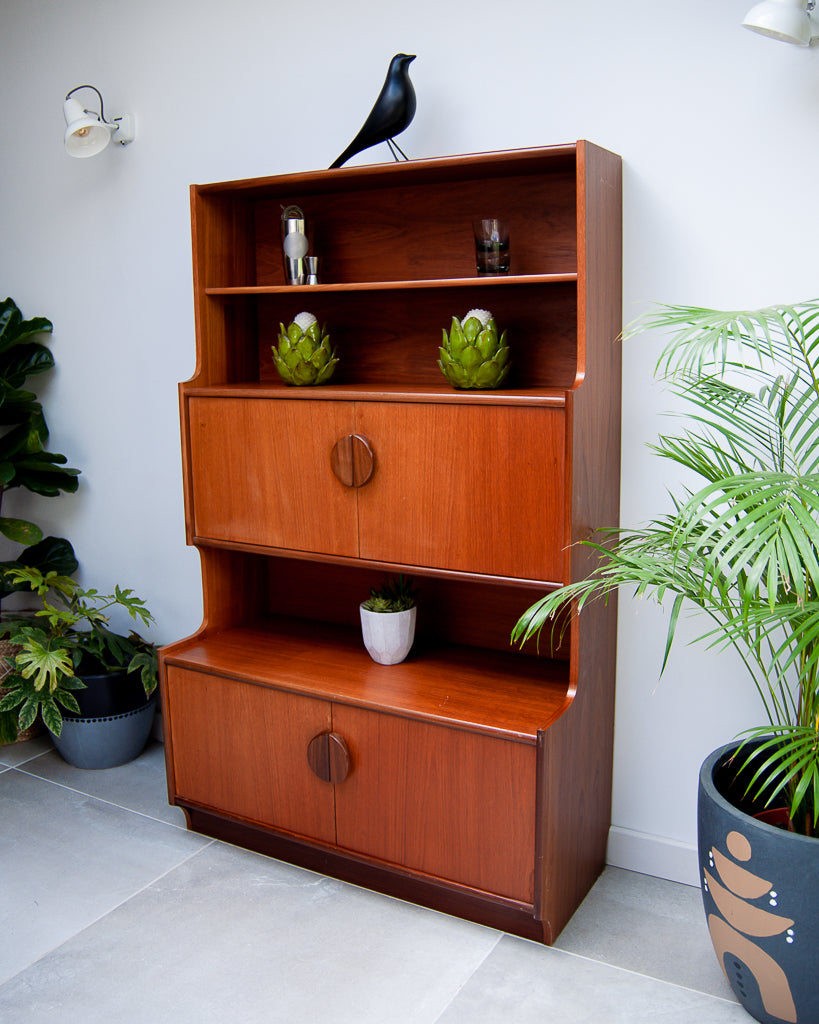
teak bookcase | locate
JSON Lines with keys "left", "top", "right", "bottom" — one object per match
{"left": 160, "top": 142, "right": 622, "bottom": 944}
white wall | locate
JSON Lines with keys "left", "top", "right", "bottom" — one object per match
{"left": 2, "top": 0, "right": 818, "bottom": 885}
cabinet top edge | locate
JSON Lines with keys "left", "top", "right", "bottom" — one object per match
{"left": 190, "top": 142, "right": 618, "bottom": 197}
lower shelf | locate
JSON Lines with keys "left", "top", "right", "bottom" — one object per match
{"left": 161, "top": 618, "right": 571, "bottom": 743}
{"left": 179, "top": 803, "right": 553, "bottom": 944}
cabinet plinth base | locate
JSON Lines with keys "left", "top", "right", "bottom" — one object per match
{"left": 180, "top": 803, "right": 553, "bottom": 944}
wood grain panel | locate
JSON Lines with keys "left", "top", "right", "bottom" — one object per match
{"left": 266, "top": 556, "right": 571, "bottom": 657}
{"left": 253, "top": 171, "right": 577, "bottom": 285}
{"left": 356, "top": 402, "right": 566, "bottom": 580}
{"left": 164, "top": 666, "right": 336, "bottom": 842}
{"left": 333, "top": 706, "right": 536, "bottom": 902}
{"left": 187, "top": 396, "right": 358, "bottom": 554}
{"left": 255, "top": 285, "right": 579, "bottom": 391}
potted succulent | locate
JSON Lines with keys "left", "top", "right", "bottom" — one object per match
{"left": 0, "top": 297, "right": 80, "bottom": 745}
{"left": 511, "top": 300, "right": 819, "bottom": 1024}
{"left": 360, "top": 574, "right": 417, "bottom": 665}
{"left": 0, "top": 566, "right": 158, "bottom": 768}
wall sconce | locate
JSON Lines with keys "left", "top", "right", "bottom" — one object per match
{"left": 63, "top": 85, "right": 135, "bottom": 158}
{"left": 743, "top": 0, "right": 819, "bottom": 45}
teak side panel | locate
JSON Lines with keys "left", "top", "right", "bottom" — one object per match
{"left": 189, "top": 190, "right": 257, "bottom": 387}
{"left": 528, "top": 141, "right": 622, "bottom": 938}
{"left": 356, "top": 402, "right": 566, "bottom": 581}
{"left": 165, "top": 666, "right": 336, "bottom": 844}
{"left": 333, "top": 705, "right": 536, "bottom": 903}
{"left": 187, "top": 397, "right": 358, "bottom": 555}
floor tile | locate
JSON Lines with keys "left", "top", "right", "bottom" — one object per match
{"left": 555, "top": 866, "right": 734, "bottom": 999}
{"left": 0, "top": 735, "right": 53, "bottom": 767}
{"left": 0, "top": 770, "right": 209, "bottom": 985}
{"left": 437, "top": 934, "right": 748, "bottom": 1023}
{"left": 20, "top": 740, "right": 186, "bottom": 827}
{"left": 0, "top": 840, "right": 500, "bottom": 1024}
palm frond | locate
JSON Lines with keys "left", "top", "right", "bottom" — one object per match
{"left": 517, "top": 298, "right": 819, "bottom": 835}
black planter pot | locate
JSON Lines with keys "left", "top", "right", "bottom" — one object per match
{"left": 49, "top": 669, "right": 155, "bottom": 770}
{"left": 67, "top": 670, "right": 151, "bottom": 719}
{"left": 698, "top": 741, "right": 819, "bottom": 1024}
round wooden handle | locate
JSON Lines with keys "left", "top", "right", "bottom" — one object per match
{"left": 307, "top": 731, "right": 352, "bottom": 783}
{"left": 331, "top": 434, "right": 374, "bottom": 487}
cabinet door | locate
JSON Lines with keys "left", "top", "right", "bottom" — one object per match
{"left": 187, "top": 397, "right": 358, "bottom": 556}
{"left": 165, "top": 666, "right": 336, "bottom": 843}
{"left": 356, "top": 403, "right": 566, "bottom": 581}
{"left": 333, "top": 705, "right": 536, "bottom": 903}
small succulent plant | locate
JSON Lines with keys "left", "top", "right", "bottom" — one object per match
{"left": 438, "top": 308, "right": 510, "bottom": 389}
{"left": 272, "top": 312, "right": 338, "bottom": 386}
{"left": 361, "top": 575, "right": 417, "bottom": 613}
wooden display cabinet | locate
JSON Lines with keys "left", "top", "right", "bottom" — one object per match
{"left": 160, "top": 143, "right": 622, "bottom": 943}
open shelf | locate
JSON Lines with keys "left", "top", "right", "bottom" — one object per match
{"left": 163, "top": 620, "right": 571, "bottom": 744}
{"left": 182, "top": 382, "right": 569, "bottom": 406}
{"left": 205, "top": 273, "right": 579, "bottom": 295}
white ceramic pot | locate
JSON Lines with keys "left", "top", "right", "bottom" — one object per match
{"left": 359, "top": 605, "right": 416, "bottom": 665}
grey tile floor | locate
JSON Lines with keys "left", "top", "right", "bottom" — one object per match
{"left": 0, "top": 736, "right": 750, "bottom": 1023}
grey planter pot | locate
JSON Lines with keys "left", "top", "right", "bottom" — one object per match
{"left": 698, "top": 741, "right": 819, "bottom": 1024}
{"left": 359, "top": 605, "right": 416, "bottom": 665}
{"left": 49, "top": 696, "right": 156, "bottom": 770}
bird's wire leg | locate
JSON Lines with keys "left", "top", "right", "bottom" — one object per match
{"left": 386, "top": 138, "right": 409, "bottom": 162}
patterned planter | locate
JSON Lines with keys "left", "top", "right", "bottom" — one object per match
{"left": 698, "top": 741, "right": 819, "bottom": 1024}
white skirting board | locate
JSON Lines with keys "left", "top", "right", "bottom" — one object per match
{"left": 606, "top": 826, "right": 700, "bottom": 888}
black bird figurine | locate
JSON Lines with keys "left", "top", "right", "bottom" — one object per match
{"left": 330, "top": 53, "right": 416, "bottom": 169}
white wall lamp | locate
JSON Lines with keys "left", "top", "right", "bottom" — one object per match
{"left": 743, "top": 0, "right": 819, "bottom": 45}
{"left": 63, "top": 85, "right": 135, "bottom": 158}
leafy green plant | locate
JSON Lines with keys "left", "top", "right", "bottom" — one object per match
{"left": 362, "top": 574, "right": 417, "bottom": 612}
{"left": 0, "top": 297, "right": 80, "bottom": 598}
{"left": 0, "top": 567, "right": 157, "bottom": 737}
{"left": 512, "top": 300, "right": 819, "bottom": 837}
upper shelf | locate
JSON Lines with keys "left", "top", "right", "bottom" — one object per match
{"left": 191, "top": 145, "right": 589, "bottom": 292}
{"left": 204, "top": 273, "right": 578, "bottom": 296}
{"left": 188, "top": 143, "right": 622, "bottom": 393}
{"left": 194, "top": 144, "right": 581, "bottom": 198}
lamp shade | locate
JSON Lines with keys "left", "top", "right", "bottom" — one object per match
{"left": 63, "top": 96, "right": 113, "bottom": 158}
{"left": 743, "top": 0, "right": 815, "bottom": 45}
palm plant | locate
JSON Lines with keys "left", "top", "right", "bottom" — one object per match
{"left": 512, "top": 299, "right": 819, "bottom": 837}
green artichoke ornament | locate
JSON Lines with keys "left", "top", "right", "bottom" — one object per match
{"left": 438, "top": 308, "right": 510, "bottom": 389}
{"left": 273, "top": 312, "right": 338, "bottom": 386}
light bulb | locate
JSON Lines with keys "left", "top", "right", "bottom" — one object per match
{"left": 283, "top": 232, "right": 309, "bottom": 259}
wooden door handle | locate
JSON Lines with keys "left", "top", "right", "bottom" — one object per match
{"left": 307, "top": 731, "right": 352, "bottom": 783}
{"left": 331, "top": 434, "right": 374, "bottom": 487}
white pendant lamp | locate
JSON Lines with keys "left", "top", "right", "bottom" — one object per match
{"left": 743, "top": 0, "right": 819, "bottom": 45}
{"left": 63, "top": 85, "right": 135, "bottom": 158}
